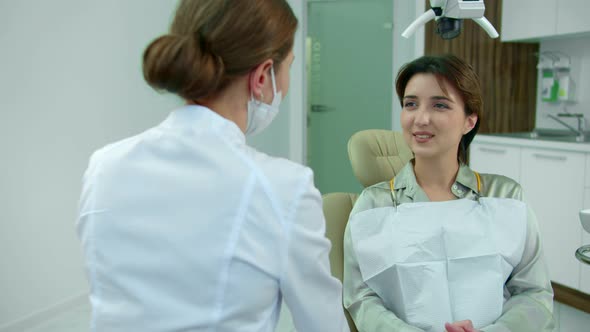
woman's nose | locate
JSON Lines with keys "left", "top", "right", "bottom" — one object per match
{"left": 414, "top": 108, "right": 430, "bottom": 126}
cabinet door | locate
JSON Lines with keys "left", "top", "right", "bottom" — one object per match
{"left": 501, "top": 0, "right": 557, "bottom": 41}
{"left": 557, "top": 0, "right": 590, "bottom": 35}
{"left": 469, "top": 143, "right": 521, "bottom": 182}
{"left": 581, "top": 189, "right": 590, "bottom": 294}
{"left": 521, "top": 148, "right": 584, "bottom": 289}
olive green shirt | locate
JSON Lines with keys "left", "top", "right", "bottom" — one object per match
{"left": 343, "top": 162, "right": 554, "bottom": 332}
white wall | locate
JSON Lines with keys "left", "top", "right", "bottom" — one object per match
{"left": 391, "top": 0, "right": 425, "bottom": 131}
{"left": 0, "top": 0, "right": 181, "bottom": 329}
{"left": 535, "top": 36, "right": 590, "bottom": 130}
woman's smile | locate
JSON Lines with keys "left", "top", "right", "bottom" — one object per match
{"left": 413, "top": 131, "right": 435, "bottom": 143}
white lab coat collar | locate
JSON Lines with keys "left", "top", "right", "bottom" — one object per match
{"left": 161, "top": 104, "right": 246, "bottom": 145}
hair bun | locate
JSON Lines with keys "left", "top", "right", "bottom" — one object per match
{"left": 142, "top": 34, "right": 225, "bottom": 101}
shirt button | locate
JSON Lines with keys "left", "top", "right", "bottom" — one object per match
{"left": 452, "top": 184, "right": 458, "bottom": 190}
{"left": 458, "top": 189, "right": 464, "bottom": 194}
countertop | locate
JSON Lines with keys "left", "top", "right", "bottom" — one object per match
{"left": 474, "top": 130, "right": 590, "bottom": 153}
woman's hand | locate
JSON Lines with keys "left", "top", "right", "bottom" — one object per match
{"left": 444, "top": 320, "right": 480, "bottom": 332}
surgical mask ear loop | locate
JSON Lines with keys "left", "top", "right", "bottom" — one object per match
{"left": 270, "top": 66, "right": 278, "bottom": 95}
{"left": 251, "top": 66, "right": 275, "bottom": 107}
{"left": 251, "top": 91, "right": 263, "bottom": 107}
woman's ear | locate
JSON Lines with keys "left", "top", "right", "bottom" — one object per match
{"left": 249, "top": 59, "right": 273, "bottom": 100}
{"left": 464, "top": 114, "right": 478, "bottom": 134}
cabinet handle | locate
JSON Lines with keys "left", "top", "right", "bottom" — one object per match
{"left": 478, "top": 147, "right": 507, "bottom": 154}
{"left": 532, "top": 153, "right": 567, "bottom": 161}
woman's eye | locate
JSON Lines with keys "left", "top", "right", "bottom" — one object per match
{"left": 404, "top": 101, "right": 417, "bottom": 108}
{"left": 434, "top": 103, "right": 449, "bottom": 109}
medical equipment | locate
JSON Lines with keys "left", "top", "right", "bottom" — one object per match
{"left": 402, "top": 0, "right": 499, "bottom": 40}
{"left": 537, "top": 51, "right": 576, "bottom": 103}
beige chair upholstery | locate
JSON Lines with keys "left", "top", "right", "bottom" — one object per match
{"left": 348, "top": 130, "right": 414, "bottom": 188}
{"left": 322, "top": 129, "right": 413, "bottom": 332}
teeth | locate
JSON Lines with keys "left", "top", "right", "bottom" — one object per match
{"left": 416, "top": 135, "right": 431, "bottom": 139}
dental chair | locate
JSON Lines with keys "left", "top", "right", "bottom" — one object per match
{"left": 322, "top": 129, "right": 413, "bottom": 332}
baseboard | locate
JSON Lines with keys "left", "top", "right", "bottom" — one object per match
{"left": 552, "top": 281, "right": 590, "bottom": 315}
{"left": 0, "top": 292, "right": 88, "bottom": 332}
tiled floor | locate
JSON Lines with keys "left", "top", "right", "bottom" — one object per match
{"left": 22, "top": 300, "right": 590, "bottom": 332}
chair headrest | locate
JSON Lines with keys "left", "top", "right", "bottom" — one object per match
{"left": 347, "top": 129, "right": 414, "bottom": 188}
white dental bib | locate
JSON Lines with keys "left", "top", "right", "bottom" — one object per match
{"left": 349, "top": 197, "right": 527, "bottom": 332}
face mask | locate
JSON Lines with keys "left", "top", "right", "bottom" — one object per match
{"left": 245, "top": 67, "right": 282, "bottom": 136}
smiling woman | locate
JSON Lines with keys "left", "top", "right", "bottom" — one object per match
{"left": 343, "top": 55, "right": 555, "bottom": 332}
{"left": 396, "top": 55, "right": 481, "bottom": 166}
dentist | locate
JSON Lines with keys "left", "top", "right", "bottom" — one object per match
{"left": 77, "top": 1, "right": 349, "bottom": 331}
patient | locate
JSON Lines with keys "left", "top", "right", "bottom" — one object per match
{"left": 343, "top": 55, "right": 554, "bottom": 332}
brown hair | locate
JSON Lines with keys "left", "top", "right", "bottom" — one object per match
{"left": 143, "top": 0, "right": 298, "bottom": 101}
{"left": 395, "top": 54, "right": 483, "bottom": 164}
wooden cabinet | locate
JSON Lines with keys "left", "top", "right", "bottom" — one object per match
{"left": 501, "top": 0, "right": 557, "bottom": 41}
{"left": 501, "top": 0, "right": 590, "bottom": 41}
{"left": 520, "top": 148, "right": 585, "bottom": 289}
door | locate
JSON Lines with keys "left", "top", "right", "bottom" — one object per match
{"left": 307, "top": 0, "right": 393, "bottom": 195}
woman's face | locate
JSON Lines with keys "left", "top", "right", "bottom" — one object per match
{"left": 400, "top": 73, "right": 477, "bottom": 161}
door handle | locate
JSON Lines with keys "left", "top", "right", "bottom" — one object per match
{"left": 478, "top": 147, "right": 507, "bottom": 154}
{"left": 533, "top": 153, "right": 567, "bottom": 161}
{"left": 311, "top": 104, "right": 333, "bottom": 113}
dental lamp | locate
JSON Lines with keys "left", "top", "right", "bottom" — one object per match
{"left": 402, "top": 0, "right": 499, "bottom": 40}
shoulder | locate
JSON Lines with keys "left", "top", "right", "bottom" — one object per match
{"left": 350, "top": 180, "right": 392, "bottom": 216}
{"left": 84, "top": 131, "right": 149, "bottom": 178}
{"left": 478, "top": 172, "right": 524, "bottom": 200}
{"left": 241, "top": 146, "right": 318, "bottom": 219}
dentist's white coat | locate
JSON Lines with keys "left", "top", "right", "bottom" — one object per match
{"left": 77, "top": 105, "right": 349, "bottom": 332}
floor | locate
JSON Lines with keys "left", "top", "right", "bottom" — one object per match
{"left": 24, "top": 304, "right": 90, "bottom": 332}
{"left": 22, "top": 300, "right": 590, "bottom": 332}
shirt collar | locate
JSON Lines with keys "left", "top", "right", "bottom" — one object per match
{"left": 392, "top": 160, "right": 480, "bottom": 199}
{"left": 392, "top": 162, "right": 416, "bottom": 191}
{"left": 161, "top": 104, "right": 246, "bottom": 144}
{"left": 392, "top": 162, "right": 419, "bottom": 199}
{"left": 456, "top": 163, "right": 480, "bottom": 194}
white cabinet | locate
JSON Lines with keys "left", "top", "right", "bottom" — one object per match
{"left": 501, "top": 0, "right": 557, "bottom": 41}
{"left": 470, "top": 138, "right": 590, "bottom": 294}
{"left": 520, "top": 148, "right": 585, "bottom": 289}
{"left": 469, "top": 143, "right": 521, "bottom": 181}
{"left": 580, "top": 154, "right": 590, "bottom": 294}
{"left": 556, "top": 0, "right": 590, "bottom": 35}
{"left": 581, "top": 189, "right": 590, "bottom": 294}
{"left": 501, "top": 0, "right": 590, "bottom": 41}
